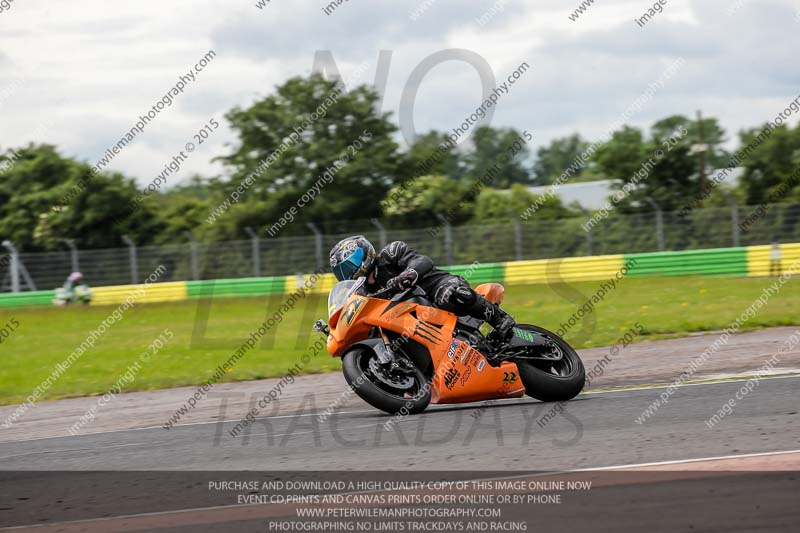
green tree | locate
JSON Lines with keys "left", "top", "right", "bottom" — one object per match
{"left": 592, "top": 126, "right": 648, "bottom": 182}
{"left": 462, "top": 126, "right": 532, "bottom": 187}
{"left": 0, "top": 144, "right": 147, "bottom": 250}
{"left": 736, "top": 122, "right": 800, "bottom": 205}
{"left": 532, "top": 134, "right": 590, "bottom": 185}
{"left": 399, "top": 130, "right": 463, "bottom": 182}
{"left": 591, "top": 122, "right": 697, "bottom": 212}
{"left": 382, "top": 175, "right": 470, "bottom": 227}
{"left": 220, "top": 74, "right": 401, "bottom": 234}
{"left": 651, "top": 114, "right": 730, "bottom": 193}
{"left": 472, "top": 184, "right": 571, "bottom": 223}
{"left": 148, "top": 193, "right": 214, "bottom": 245}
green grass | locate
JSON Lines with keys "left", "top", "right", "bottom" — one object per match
{"left": 1, "top": 275, "right": 798, "bottom": 405}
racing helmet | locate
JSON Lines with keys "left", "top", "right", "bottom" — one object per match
{"left": 329, "top": 236, "right": 376, "bottom": 281}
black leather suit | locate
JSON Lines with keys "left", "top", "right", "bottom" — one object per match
{"left": 365, "top": 241, "right": 504, "bottom": 325}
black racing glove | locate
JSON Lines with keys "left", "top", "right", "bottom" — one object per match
{"left": 386, "top": 269, "right": 419, "bottom": 291}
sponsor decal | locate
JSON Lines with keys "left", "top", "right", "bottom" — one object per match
{"left": 386, "top": 303, "right": 412, "bottom": 320}
{"left": 460, "top": 366, "right": 472, "bottom": 386}
{"left": 444, "top": 367, "right": 460, "bottom": 390}
{"left": 413, "top": 320, "right": 442, "bottom": 343}
{"left": 502, "top": 371, "right": 518, "bottom": 383}
{"left": 447, "top": 340, "right": 458, "bottom": 359}
{"left": 343, "top": 298, "right": 365, "bottom": 326}
{"left": 477, "top": 359, "right": 486, "bottom": 372}
{"left": 513, "top": 327, "right": 536, "bottom": 343}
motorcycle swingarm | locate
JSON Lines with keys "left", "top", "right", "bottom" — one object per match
{"left": 496, "top": 339, "right": 564, "bottom": 362}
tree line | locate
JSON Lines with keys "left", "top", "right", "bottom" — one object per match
{"left": 1, "top": 74, "right": 798, "bottom": 251}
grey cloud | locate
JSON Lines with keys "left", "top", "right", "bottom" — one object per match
{"left": 210, "top": 0, "right": 520, "bottom": 65}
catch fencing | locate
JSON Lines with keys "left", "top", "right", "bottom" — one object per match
{"left": 2, "top": 243, "right": 798, "bottom": 309}
{"left": 1, "top": 203, "right": 799, "bottom": 293}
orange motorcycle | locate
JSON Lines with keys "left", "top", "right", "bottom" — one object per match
{"left": 313, "top": 278, "right": 585, "bottom": 415}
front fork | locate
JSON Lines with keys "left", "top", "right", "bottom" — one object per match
{"left": 312, "top": 320, "right": 397, "bottom": 366}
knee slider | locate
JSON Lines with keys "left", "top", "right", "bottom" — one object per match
{"left": 453, "top": 285, "right": 476, "bottom": 306}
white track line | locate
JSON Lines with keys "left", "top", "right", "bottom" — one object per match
{"left": 1, "top": 449, "right": 798, "bottom": 531}
{"left": 0, "top": 441, "right": 169, "bottom": 461}
{"left": 580, "top": 448, "right": 800, "bottom": 471}
{"left": 2, "top": 372, "right": 798, "bottom": 446}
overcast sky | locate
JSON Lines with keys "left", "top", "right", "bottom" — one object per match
{"left": 1, "top": 0, "right": 799, "bottom": 186}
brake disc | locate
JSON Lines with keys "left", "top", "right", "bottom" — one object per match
{"left": 368, "top": 357, "right": 415, "bottom": 390}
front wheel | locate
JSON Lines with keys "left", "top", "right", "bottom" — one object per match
{"left": 512, "top": 324, "right": 585, "bottom": 402}
{"left": 342, "top": 346, "right": 431, "bottom": 415}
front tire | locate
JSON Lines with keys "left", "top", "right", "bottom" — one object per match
{"left": 513, "top": 325, "right": 585, "bottom": 402}
{"left": 342, "top": 346, "right": 431, "bottom": 415}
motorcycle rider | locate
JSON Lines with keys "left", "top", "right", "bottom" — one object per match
{"left": 329, "top": 236, "right": 516, "bottom": 342}
{"left": 54, "top": 271, "right": 93, "bottom": 306}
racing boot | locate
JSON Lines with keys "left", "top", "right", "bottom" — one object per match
{"left": 486, "top": 303, "right": 516, "bottom": 345}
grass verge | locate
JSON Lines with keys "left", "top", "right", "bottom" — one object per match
{"left": 0, "top": 275, "right": 797, "bottom": 405}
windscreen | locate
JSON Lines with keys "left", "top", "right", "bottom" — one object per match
{"left": 327, "top": 278, "right": 366, "bottom": 320}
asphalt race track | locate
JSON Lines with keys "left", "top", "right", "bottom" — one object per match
{"left": 0, "top": 376, "right": 798, "bottom": 471}
{"left": 1, "top": 329, "right": 799, "bottom": 531}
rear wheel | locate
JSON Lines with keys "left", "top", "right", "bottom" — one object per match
{"left": 341, "top": 346, "right": 431, "bottom": 415}
{"left": 512, "top": 325, "right": 585, "bottom": 402}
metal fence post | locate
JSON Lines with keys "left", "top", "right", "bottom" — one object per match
{"left": 244, "top": 227, "right": 261, "bottom": 277}
{"left": 186, "top": 232, "right": 200, "bottom": 281}
{"left": 645, "top": 198, "right": 665, "bottom": 252}
{"left": 514, "top": 218, "right": 523, "bottom": 261}
{"left": 306, "top": 223, "right": 325, "bottom": 271}
{"left": 724, "top": 192, "right": 741, "bottom": 247}
{"left": 586, "top": 226, "right": 593, "bottom": 256}
{"left": 435, "top": 214, "right": 454, "bottom": 265}
{"left": 62, "top": 239, "right": 80, "bottom": 272}
{"left": 370, "top": 218, "right": 387, "bottom": 248}
{"left": 2, "top": 240, "right": 20, "bottom": 293}
{"left": 121, "top": 235, "right": 138, "bottom": 284}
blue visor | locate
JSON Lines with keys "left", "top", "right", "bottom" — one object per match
{"left": 333, "top": 247, "right": 364, "bottom": 281}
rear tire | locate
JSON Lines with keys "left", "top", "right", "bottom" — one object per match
{"left": 342, "top": 346, "right": 431, "bottom": 415}
{"left": 513, "top": 325, "right": 585, "bottom": 402}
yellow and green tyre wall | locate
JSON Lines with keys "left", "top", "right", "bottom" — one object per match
{"left": 1, "top": 243, "right": 798, "bottom": 309}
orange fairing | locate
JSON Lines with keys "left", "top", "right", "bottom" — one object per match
{"left": 429, "top": 339, "right": 524, "bottom": 404}
{"left": 475, "top": 283, "right": 505, "bottom": 305}
{"left": 325, "top": 290, "right": 525, "bottom": 405}
{"left": 326, "top": 294, "right": 456, "bottom": 359}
